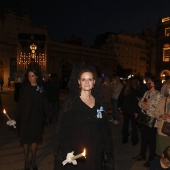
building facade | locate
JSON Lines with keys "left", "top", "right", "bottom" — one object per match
{"left": 156, "top": 16, "right": 170, "bottom": 81}
{"left": 101, "top": 33, "right": 149, "bottom": 78}
{"left": 0, "top": 12, "right": 47, "bottom": 85}
{"left": 0, "top": 12, "right": 116, "bottom": 87}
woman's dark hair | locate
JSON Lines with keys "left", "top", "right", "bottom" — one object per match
{"left": 63, "top": 62, "right": 103, "bottom": 113}
{"left": 78, "top": 68, "right": 97, "bottom": 81}
{"left": 22, "top": 62, "right": 43, "bottom": 86}
{"left": 149, "top": 75, "right": 162, "bottom": 91}
{"left": 163, "top": 146, "right": 170, "bottom": 161}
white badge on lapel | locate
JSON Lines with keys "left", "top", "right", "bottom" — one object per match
{"left": 97, "top": 106, "right": 105, "bottom": 119}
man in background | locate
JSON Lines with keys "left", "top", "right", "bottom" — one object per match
{"left": 110, "top": 76, "right": 123, "bottom": 125}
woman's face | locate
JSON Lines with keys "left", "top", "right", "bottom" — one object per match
{"left": 146, "top": 79, "right": 154, "bottom": 89}
{"left": 28, "top": 71, "right": 38, "bottom": 85}
{"left": 78, "top": 72, "right": 95, "bottom": 91}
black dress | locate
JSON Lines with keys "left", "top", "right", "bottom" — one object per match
{"left": 16, "top": 83, "right": 49, "bottom": 144}
{"left": 58, "top": 97, "right": 113, "bottom": 170}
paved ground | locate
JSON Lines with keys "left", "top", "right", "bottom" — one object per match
{"left": 0, "top": 88, "right": 150, "bottom": 170}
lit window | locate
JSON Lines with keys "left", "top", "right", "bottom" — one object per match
{"left": 165, "top": 28, "right": 170, "bottom": 36}
{"left": 163, "top": 45, "right": 170, "bottom": 62}
{"left": 162, "top": 17, "right": 170, "bottom": 22}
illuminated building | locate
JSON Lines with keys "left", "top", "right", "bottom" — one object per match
{"left": 156, "top": 16, "right": 170, "bottom": 82}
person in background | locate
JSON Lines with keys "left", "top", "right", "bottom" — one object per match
{"left": 132, "top": 76, "right": 162, "bottom": 167}
{"left": 137, "top": 76, "right": 149, "bottom": 99}
{"left": 15, "top": 62, "right": 50, "bottom": 170}
{"left": 0, "top": 77, "right": 4, "bottom": 90}
{"left": 150, "top": 146, "right": 170, "bottom": 170}
{"left": 119, "top": 78, "right": 139, "bottom": 145}
{"left": 54, "top": 63, "right": 114, "bottom": 170}
{"left": 110, "top": 76, "right": 123, "bottom": 125}
{"left": 161, "top": 76, "right": 170, "bottom": 97}
{"left": 154, "top": 82, "right": 170, "bottom": 157}
{"left": 101, "top": 76, "right": 112, "bottom": 113}
{"left": 44, "top": 73, "right": 60, "bottom": 124}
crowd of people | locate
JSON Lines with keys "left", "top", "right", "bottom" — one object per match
{"left": 1, "top": 61, "right": 170, "bottom": 170}
{"left": 101, "top": 73, "right": 170, "bottom": 169}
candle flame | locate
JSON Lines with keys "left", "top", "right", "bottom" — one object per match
{"left": 82, "top": 149, "right": 86, "bottom": 157}
{"left": 3, "top": 109, "right": 6, "bottom": 114}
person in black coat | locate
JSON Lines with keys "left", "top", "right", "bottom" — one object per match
{"left": 16, "top": 62, "right": 50, "bottom": 170}
{"left": 54, "top": 62, "right": 114, "bottom": 170}
{"left": 119, "top": 78, "right": 139, "bottom": 145}
{"left": 44, "top": 73, "right": 60, "bottom": 124}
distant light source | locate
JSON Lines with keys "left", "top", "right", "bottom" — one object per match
{"left": 18, "top": 43, "right": 46, "bottom": 70}
{"left": 30, "top": 43, "right": 37, "bottom": 54}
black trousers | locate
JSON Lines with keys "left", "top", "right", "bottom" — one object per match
{"left": 139, "top": 125, "right": 157, "bottom": 161}
{"left": 122, "top": 112, "right": 138, "bottom": 144}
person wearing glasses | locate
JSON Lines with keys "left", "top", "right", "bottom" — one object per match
{"left": 150, "top": 146, "right": 170, "bottom": 170}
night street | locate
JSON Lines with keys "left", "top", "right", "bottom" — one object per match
{"left": 0, "top": 88, "right": 149, "bottom": 170}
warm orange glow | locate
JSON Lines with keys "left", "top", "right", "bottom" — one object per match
{"left": 3, "top": 109, "right": 11, "bottom": 120}
{"left": 71, "top": 148, "right": 86, "bottom": 160}
{"left": 162, "top": 17, "right": 170, "bottom": 22}
{"left": 3, "top": 109, "right": 6, "bottom": 114}
{"left": 82, "top": 149, "right": 86, "bottom": 157}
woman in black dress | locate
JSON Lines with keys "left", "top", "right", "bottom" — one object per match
{"left": 54, "top": 63, "right": 114, "bottom": 170}
{"left": 16, "top": 62, "right": 49, "bottom": 170}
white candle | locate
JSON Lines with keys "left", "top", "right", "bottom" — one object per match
{"left": 3, "top": 109, "right": 16, "bottom": 128}
{"left": 3, "top": 109, "right": 11, "bottom": 120}
{"left": 71, "top": 149, "right": 86, "bottom": 160}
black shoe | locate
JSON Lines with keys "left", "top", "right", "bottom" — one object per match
{"left": 132, "top": 154, "right": 146, "bottom": 161}
{"left": 30, "top": 160, "right": 38, "bottom": 170}
{"left": 143, "top": 160, "right": 151, "bottom": 167}
{"left": 24, "top": 161, "right": 30, "bottom": 170}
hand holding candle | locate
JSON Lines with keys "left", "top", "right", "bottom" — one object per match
{"left": 3, "top": 109, "right": 16, "bottom": 128}
{"left": 62, "top": 148, "right": 86, "bottom": 166}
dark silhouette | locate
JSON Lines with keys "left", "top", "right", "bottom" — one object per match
{"left": 44, "top": 73, "right": 60, "bottom": 123}
{"left": 0, "top": 77, "right": 4, "bottom": 90}
{"left": 15, "top": 62, "right": 50, "bottom": 170}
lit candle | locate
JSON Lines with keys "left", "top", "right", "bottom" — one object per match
{"left": 71, "top": 149, "right": 86, "bottom": 160}
{"left": 3, "top": 109, "right": 11, "bottom": 120}
{"left": 3, "top": 109, "right": 16, "bottom": 128}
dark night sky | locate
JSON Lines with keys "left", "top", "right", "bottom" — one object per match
{"left": 1, "top": 0, "right": 170, "bottom": 46}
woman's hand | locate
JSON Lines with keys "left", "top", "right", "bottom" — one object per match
{"left": 159, "top": 114, "right": 170, "bottom": 120}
